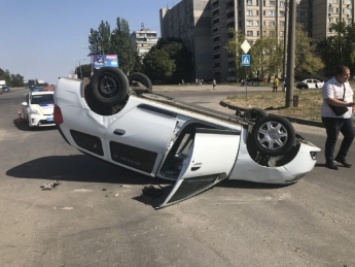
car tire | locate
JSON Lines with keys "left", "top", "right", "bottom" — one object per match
{"left": 244, "top": 108, "right": 267, "bottom": 123}
{"left": 128, "top": 72, "right": 152, "bottom": 94}
{"left": 251, "top": 115, "right": 295, "bottom": 156}
{"left": 90, "top": 67, "right": 129, "bottom": 105}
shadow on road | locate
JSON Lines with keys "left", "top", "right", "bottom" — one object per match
{"left": 6, "top": 154, "right": 158, "bottom": 185}
{"left": 13, "top": 117, "right": 57, "bottom": 132}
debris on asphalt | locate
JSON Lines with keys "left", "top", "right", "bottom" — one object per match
{"left": 40, "top": 181, "right": 60, "bottom": 190}
{"left": 142, "top": 185, "right": 163, "bottom": 198}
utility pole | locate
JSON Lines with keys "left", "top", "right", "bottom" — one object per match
{"left": 282, "top": 0, "right": 288, "bottom": 92}
{"left": 285, "top": 0, "right": 296, "bottom": 108}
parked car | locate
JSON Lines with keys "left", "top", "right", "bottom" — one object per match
{"left": 296, "top": 78, "right": 324, "bottom": 89}
{"left": 54, "top": 68, "right": 321, "bottom": 208}
{"left": 1, "top": 85, "right": 9, "bottom": 93}
{"left": 21, "top": 91, "right": 55, "bottom": 128}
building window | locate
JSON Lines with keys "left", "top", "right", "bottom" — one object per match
{"left": 255, "top": 20, "right": 260, "bottom": 26}
{"left": 280, "top": 11, "right": 285, "bottom": 16}
{"left": 247, "top": 31, "right": 253, "bottom": 36}
{"left": 247, "top": 20, "right": 254, "bottom": 26}
{"left": 280, "top": 1, "right": 285, "bottom": 6}
{"left": 247, "top": 10, "right": 253, "bottom": 16}
{"left": 268, "top": 10, "right": 275, "bottom": 16}
{"left": 247, "top": 0, "right": 252, "bottom": 5}
{"left": 269, "top": 21, "right": 275, "bottom": 27}
{"left": 257, "top": 31, "right": 260, "bottom": 36}
{"left": 270, "top": 0, "right": 276, "bottom": 6}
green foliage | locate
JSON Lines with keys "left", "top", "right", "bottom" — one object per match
{"left": 226, "top": 25, "right": 324, "bottom": 81}
{"left": 88, "top": 18, "right": 137, "bottom": 74}
{"left": 316, "top": 22, "right": 355, "bottom": 77}
{"left": 295, "top": 24, "right": 324, "bottom": 79}
{"left": 143, "top": 48, "right": 175, "bottom": 81}
{"left": 75, "top": 64, "right": 92, "bottom": 79}
{"left": 0, "top": 68, "right": 24, "bottom": 87}
{"left": 111, "top": 18, "right": 137, "bottom": 73}
{"left": 142, "top": 39, "right": 194, "bottom": 84}
{"left": 250, "top": 36, "right": 284, "bottom": 79}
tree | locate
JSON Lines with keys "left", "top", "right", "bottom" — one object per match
{"left": 294, "top": 24, "right": 324, "bottom": 79}
{"left": 75, "top": 64, "right": 92, "bottom": 79}
{"left": 111, "top": 18, "right": 137, "bottom": 73}
{"left": 250, "top": 36, "right": 283, "bottom": 80}
{"left": 88, "top": 18, "right": 137, "bottom": 74}
{"left": 143, "top": 48, "right": 175, "bottom": 82}
{"left": 317, "top": 22, "right": 355, "bottom": 77}
{"left": 156, "top": 38, "right": 194, "bottom": 83}
{"left": 0, "top": 68, "right": 24, "bottom": 86}
{"left": 88, "top": 21, "right": 112, "bottom": 55}
{"left": 225, "top": 31, "right": 248, "bottom": 80}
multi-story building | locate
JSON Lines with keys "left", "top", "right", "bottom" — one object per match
{"left": 160, "top": 0, "right": 355, "bottom": 83}
{"left": 312, "top": 0, "right": 355, "bottom": 41}
{"left": 160, "top": 0, "right": 213, "bottom": 81}
{"left": 210, "top": 0, "right": 288, "bottom": 82}
{"left": 130, "top": 27, "right": 158, "bottom": 59}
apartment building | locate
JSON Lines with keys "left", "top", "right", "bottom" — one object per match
{"left": 160, "top": 0, "right": 355, "bottom": 83}
{"left": 130, "top": 27, "right": 158, "bottom": 59}
{"left": 160, "top": 0, "right": 213, "bottom": 81}
{"left": 312, "top": 0, "right": 355, "bottom": 41}
{"left": 210, "top": 0, "right": 288, "bottom": 82}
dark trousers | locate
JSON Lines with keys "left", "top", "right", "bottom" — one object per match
{"left": 322, "top": 117, "right": 355, "bottom": 163}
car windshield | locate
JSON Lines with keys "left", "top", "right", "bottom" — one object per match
{"left": 31, "top": 94, "right": 54, "bottom": 104}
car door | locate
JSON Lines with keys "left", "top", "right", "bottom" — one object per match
{"left": 307, "top": 79, "right": 316, "bottom": 89}
{"left": 104, "top": 103, "right": 178, "bottom": 175}
{"left": 158, "top": 128, "right": 240, "bottom": 208}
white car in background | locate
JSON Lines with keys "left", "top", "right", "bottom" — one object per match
{"left": 21, "top": 91, "right": 55, "bottom": 128}
{"left": 296, "top": 78, "right": 324, "bottom": 89}
{"left": 54, "top": 68, "right": 321, "bottom": 208}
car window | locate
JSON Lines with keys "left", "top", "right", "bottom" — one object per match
{"left": 31, "top": 94, "right": 54, "bottom": 104}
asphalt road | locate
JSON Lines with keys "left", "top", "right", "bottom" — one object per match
{"left": 0, "top": 86, "right": 355, "bottom": 267}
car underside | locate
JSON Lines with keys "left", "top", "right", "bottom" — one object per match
{"left": 54, "top": 68, "right": 320, "bottom": 208}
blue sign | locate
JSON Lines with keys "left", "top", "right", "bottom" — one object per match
{"left": 93, "top": 54, "right": 119, "bottom": 69}
{"left": 242, "top": 54, "right": 250, "bottom": 66}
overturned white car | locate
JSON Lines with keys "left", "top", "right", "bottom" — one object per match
{"left": 54, "top": 68, "right": 320, "bottom": 208}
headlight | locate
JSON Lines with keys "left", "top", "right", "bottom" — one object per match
{"left": 29, "top": 108, "right": 40, "bottom": 114}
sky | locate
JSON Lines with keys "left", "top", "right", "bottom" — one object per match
{"left": 0, "top": 0, "right": 175, "bottom": 85}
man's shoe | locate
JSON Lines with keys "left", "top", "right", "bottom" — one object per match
{"left": 325, "top": 162, "right": 338, "bottom": 170}
{"left": 335, "top": 157, "right": 352, "bottom": 168}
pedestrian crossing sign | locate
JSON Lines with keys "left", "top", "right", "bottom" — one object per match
{"left": 242, "top": 54, "right": 250, "bottom": 66}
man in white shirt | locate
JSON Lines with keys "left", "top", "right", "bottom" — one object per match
{"left": 321, "top": 65, "right": 355, "bottom": 170}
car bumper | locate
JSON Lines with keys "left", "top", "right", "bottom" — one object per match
{"left": 28, "top": 114, "right": 55, "bottom": 127}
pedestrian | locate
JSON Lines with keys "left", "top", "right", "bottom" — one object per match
{"left": 212, "top": 79, "right": 216, "bottom": 90}
{"left": 272, "top": 76, "right": 279, "bottom": 93}
{"left": 321, "top": 65, "right": 355, "bottom": 170}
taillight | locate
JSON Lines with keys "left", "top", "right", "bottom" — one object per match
{"left": 54, "top": 105, "right": 63, "bottom": 124}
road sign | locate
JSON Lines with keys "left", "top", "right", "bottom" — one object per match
{"left": 241, "top": 40, "right": 251, "bottom": 54}
{"left": 242, "top": 54, "right": 250, "bottom": 66}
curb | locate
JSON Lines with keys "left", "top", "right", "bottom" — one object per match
{"left": 219, "top": 100, "right": 324, "bottom": 128}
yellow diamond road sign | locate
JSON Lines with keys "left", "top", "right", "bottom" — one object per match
{"left": 241, "top": 40, "right": 251, "bottom": 54}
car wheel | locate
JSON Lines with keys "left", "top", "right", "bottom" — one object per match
{"left": 128, "top": 72, "right": 152, "bottom": 94}
{"left": 251, "top": 115, "right": 295, "bottom": 156}
{"left": 244, "top": 108, "right": 267, "bottom": 123}
{"left": 90, "top": 67, "right": 129, "bottom": 105}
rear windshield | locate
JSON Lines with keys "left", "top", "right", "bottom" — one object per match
{"left": 31, "top": 94, "right": 54, "bottom": 104}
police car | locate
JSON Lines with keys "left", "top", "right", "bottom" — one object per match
{"left": 21, "top": 91, "right": 55, "bottom": 128}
